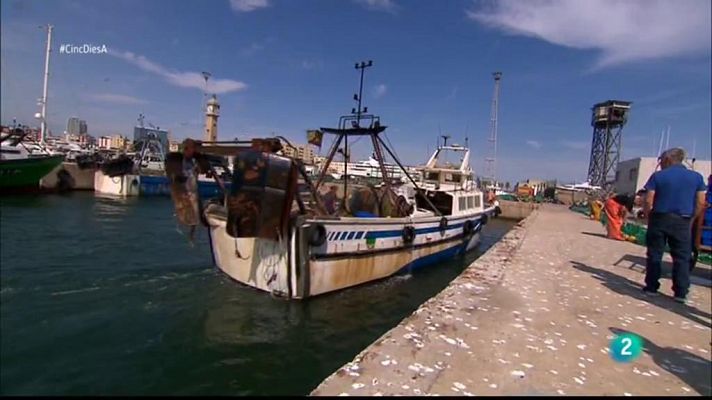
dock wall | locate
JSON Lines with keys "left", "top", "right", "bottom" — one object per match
{"left": 311, "top": 204, "right": 711, "bottom": 396}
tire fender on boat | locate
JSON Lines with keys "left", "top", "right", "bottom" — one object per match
{"left": 439, "top": 217, "right": 448, "bottom": 235}
{"left": 481, "top": 214, "right": 489, "bottom": 226}
{"left": 463, "top": 220, "right": 475, "bottom": 236}
{"left": 402, "top": 226, "right": 416, "bottom": 244}
{"left": 307, "top": 224, "right": 327, "bottom": 247}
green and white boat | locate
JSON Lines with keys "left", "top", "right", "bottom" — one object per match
{"left": 1, "top": 129, "right": 64, "bottom": 193}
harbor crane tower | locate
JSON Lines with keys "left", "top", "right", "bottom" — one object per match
{"left": 586, "top": 100, "right": 632, "bottom": 188}
{"left": 484, "top": 72, "right": 502, "bottom": 186}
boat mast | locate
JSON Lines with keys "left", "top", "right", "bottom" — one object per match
{"left": 39, "top": 24, "right": 53, "bottom": 146}
{"left": 345, "top": 60, "right": 373, "bottom": 197}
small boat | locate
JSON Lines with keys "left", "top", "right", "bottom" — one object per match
{"left": 40, "top": 149, "right": 102, "bottom": 192}
{"left": 94, "top": 153, "right": 141, "bottom": 197}
{"left": 0, "top": 128, "right": 64, "bottom": 194}
{"left": 171, "top": 63, "right": 496, "bottom": 299}
{"left": 135, "top": 132, "right": 229, "bottom": 198}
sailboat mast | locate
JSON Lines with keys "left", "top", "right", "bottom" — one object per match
{"left": 40, "top": 24, "right": 53, "bottom": 145}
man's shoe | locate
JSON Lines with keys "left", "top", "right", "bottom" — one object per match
{"left": 642, "top": 288, "right": 659, "bottom": 296}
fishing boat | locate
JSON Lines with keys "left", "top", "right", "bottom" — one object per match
{"left": 170, "top": 62, "right": 496, "bottom": 299}
{"left": 93, "top": 153, "right": 141, "bottom": 197}
{"left": 0, "top": 128, "right": 64, "bottom": 193}
{"left": 40, "top": 148, "right": 101, "bottom": 192}
{"left": 135, "top": 133, "right": 171, "bottom": 196}
{"left": 136, "top": 135, "right": 229, "bottom": 198}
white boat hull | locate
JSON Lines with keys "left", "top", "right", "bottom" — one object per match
{"left": 205, "top": 204, "right": 492, "bottom": 299}
{"left": 40, "top": 162, "right": 96, "bottom": 191}
{"left": 94, "top": 170, "right": 140, "bottom": 197}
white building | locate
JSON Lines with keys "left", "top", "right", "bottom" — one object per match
{"left": 98, "top": 136, "right": 112, "bottom": 149}
{"left": 281, "top": 143, "right": 316, "bottom": 164}
{"left": 614, "top": 157, "right": 711, "bottom": 196}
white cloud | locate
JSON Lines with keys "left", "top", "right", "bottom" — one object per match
{"left": 242, "top": 42, "right": 265, "bottom": 56}
{"left": 560, "top": 140, "right": 589, "bottom": 150}
{"left": 467, "top": 0, "right": 711, "bottom": 68}
{"left": 230, "top": 0, "right": 270, "bottom": 12}
{"left": 87, "top": 93, "right": 148, "bottom": 105}
{"left": 355, "top": 0, "right": 397, "bottom": 13}
{"left": 110, "top": 50, "right": 247, "bottom": 94}
{"left": 373, "top": 83, "right": 387, "bottom": 98}
{"left": 526, "top": 140, "right": 542, "bottom": 149}
{"left": 241, "top": 37, "right": 275, "bottom": 56}
{"left": 300, "top": 59, "right": 324, "bottom": 70}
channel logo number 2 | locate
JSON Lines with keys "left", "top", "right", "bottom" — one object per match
{"left": 610, "top": 333, "right": 643, "bottom": 363}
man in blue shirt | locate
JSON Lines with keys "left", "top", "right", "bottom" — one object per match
{"left": 642, "top": 148, "right": 707, "bottom": 303}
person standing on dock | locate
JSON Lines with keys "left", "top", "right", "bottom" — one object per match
{"left": 690, "top": 174, "right": 712, "bottom": 272}
{"left": 603, "top": 193, "right": 633, "bottom": 241}
{"left": 642, "top": 148, "right": 707, "bottom": 304}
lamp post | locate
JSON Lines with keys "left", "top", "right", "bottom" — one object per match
{"left": 37, "top": 24, "right": 53, "bottom": 145}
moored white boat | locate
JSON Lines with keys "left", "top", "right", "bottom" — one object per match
{"left": 94, "top": 169, "right": 141, "bottom": 197}
{"left": 182, "top": 63, "right": 496, "bottom": 299}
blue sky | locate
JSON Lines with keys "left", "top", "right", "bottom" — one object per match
{"left": 1, "top": 0, "right": 710, "bottom": 184}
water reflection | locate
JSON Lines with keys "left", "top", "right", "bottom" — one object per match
{"left": 1, "top": 193, "right": 514, "bottom": 396}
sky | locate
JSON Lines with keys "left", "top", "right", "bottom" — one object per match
{"left": 1, "top": 0, "right": 710, "bottom": 184}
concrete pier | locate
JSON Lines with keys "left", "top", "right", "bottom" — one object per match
{"left": 312, "top": 205, "right": 711, "bottom": 396}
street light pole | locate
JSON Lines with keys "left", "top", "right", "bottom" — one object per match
{"left": 39, "top": 24, "right": 53, "bottom": 145}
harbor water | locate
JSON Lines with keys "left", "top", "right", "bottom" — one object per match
{"left": 0, "top": 192, "right": 513, "bottom": 395}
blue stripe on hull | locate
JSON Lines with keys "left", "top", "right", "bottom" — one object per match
{"left": 139, "top": 175, "right": 171, "bottom": 196}
{"left": 398, "top": 240, "right": 466, "bottom": 274}
{"left": 139, "top": 174, "right": 228, "bottom": 197}
{"left": 197, "top": 181, "right": 228, "bottom": 198}
{"left": 364, "top": 219, "right": 478, "bottom": 240}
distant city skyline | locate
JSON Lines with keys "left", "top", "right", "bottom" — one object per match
{"left": 1, "top": 0, "right": 710, "bottom": 184}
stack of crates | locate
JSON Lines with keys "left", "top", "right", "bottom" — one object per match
{"left": 702, "top": 189, "right": 712, "bottom": 248}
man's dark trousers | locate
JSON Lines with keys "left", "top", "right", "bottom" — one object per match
{"left": 645, "top": 213, "right": 692, "bottom": 298}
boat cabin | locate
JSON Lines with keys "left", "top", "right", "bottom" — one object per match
{"left": 413, "top": 142, "right": 483, "bottom": 217}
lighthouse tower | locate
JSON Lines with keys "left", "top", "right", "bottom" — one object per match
{"left": 204, "top": 94, "right": 220, "bottom": 142}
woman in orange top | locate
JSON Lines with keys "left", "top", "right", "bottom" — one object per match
{"left": 604, "top": 194, "right": 633, "bottom": 241}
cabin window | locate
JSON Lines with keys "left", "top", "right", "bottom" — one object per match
{"left": 467, "top": 196, "right": 474, "bottom": 209}
{"left": 444, "top": 173, "right": 461, "bottom": 183}
{"left": 459, "top": 197, "right": 466, "bottom": 211}
{"left": 425, "top": 172, "right": 439, "bottom": 181}
{"left": 416, "top": 189, "right": 452, "bottom": 215}
{"left": 474, "top": 196, "right": 481, "bottom": 208}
